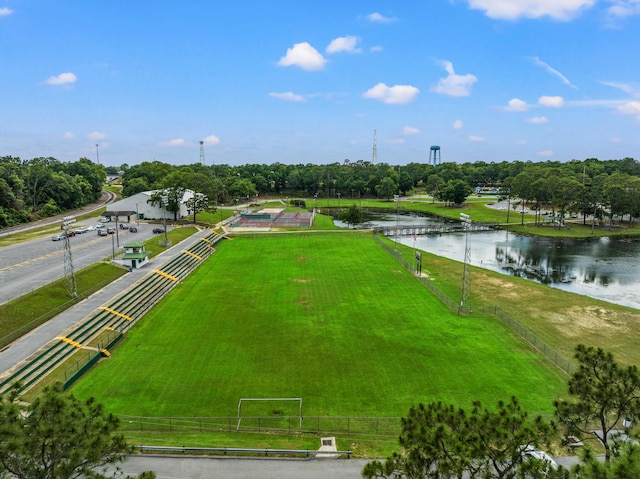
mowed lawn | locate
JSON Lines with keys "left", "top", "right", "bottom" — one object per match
{"left": 71, "top": 233, "right": 566, "bottom": 418}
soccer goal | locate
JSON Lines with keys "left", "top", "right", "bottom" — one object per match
{"left": 236, "top": 397, "right": 303, "bottom": 431}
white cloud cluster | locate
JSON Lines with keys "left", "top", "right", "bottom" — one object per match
{"left": 87, "top": 131, "right": 106, "bottom": 141}
{"left": 466, "top": 0, "right": 595, "bottom": 20}
{"left": 164, "top": 138, "right": 185, "bottom": 146}
{"left": 269, "top": 91, "right": 306, "bottom": 102}
{"left": 431, "top": 61, "right": 477, "bottom": 97}
{"left": 503, "top": 98, "right": 529, "bottom": 111}
{"left": 326, "top": 36, "right": 361, "bottom": 54}
{"left": 469, "top": 135, "right": 485, "bottom": 142}
{"left": 538, "top": 95, "right": 564, "bottom": 107}
{"left": 403, "top": 126, "right": 420, "bottom": 135}
{"left": 46, "top": 72, "right": 77, "bottom": 85}
{"left": 618, "top": 101, "right": 640, "bottom": 120}
{"left": 365, "top": 12, "right": 396, "bottom": 23}
{"left": 277, "top": 42, "right": 327, "bottom": 71}
{"left": 363, "top": 83, "right": 420, "bottom": 104}
{"left": 63, "top": 132, "right": 75, "bottom": 139}
{"left": 203, "top": 135, "right": 220, "bottom": 145}
{"left": 453, "top": 120, "right": 464, "bottom": 129}
{"left": 0, "top": 7, "right": 13, "bottom": 16}
{"left": 526, "top": 116, "right": 549, "bottom": 124}
{"left": 607, "top": 0, "right": 640, "bottom": 18}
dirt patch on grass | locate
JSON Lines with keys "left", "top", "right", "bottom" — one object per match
{"left": 293, "top": 278, "right": 312, "bottom": 283}
{"left": 545, "top": 306, "right": 630, "bottom": 339}
{"left": 296, "top": 256, "right": 309, "bottom": 262}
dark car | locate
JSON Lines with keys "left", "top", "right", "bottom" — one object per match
{"left": 152, "top": 227, "right": 163, "bottom": 234}
{"left": 129, "top": 226, "right": 138, "bottom": 233}
{"left": 107, "top": 227, "right": 116, "bottom": 234}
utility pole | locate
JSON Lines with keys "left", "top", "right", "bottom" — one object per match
{"left": 61, "top": 216, "right": 77, "bottom": 298}
{"left": 200, "top": 140, "right": 205, "bottom": 165}
{"left": 459, "top": 213, "right": 472, "bottom": 314}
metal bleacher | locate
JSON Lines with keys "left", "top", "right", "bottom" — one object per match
{"left": 0, "top": 231, "right": 225, "bottom": 395}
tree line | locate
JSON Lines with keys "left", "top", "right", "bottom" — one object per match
{"left": 2, "top": 155, "right": 638, "bottom": 228}
{"left": 0, "top": 156, "right": 105, "bottom": 228}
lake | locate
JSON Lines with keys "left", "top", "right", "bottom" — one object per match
{"left": 335, "top": 211, "right": 640, "bottom": 310}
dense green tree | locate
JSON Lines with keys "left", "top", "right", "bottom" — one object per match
{"left": 398, "top": 171, "right": 414, "bottom": 195}
{"left": 363, "top": 397, "right": 560, "bottom": 479}
{"left": 165, "top": 186, "right": 185, "bottom": 221}
{"left": 185, "top": 192, "right": 208, "bottom": 224}
{"left": 375, "top": 176, "right": 399, "bottom": 200}
{"left": 338, "top": 203, "right": 364, "bottom": 228}
{"left": 555, "top": 345, "right": 640, "bottom": 462}
{"left": 435, "top": 179, "right": 472, "bottom": 206}
{"left": 0, "top": 383, "right": 154, "bottom": 479}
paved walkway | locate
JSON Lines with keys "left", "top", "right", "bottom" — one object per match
{"left": 0, "top": 228, "right": 211, "bottom": 377}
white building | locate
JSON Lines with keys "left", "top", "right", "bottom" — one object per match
{"left": 106, "top": 190, "right": 195, "bottom": 221}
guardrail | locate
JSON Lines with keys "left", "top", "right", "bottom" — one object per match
{"left": 137, "top": 445, "right": 352, "bottom": 458}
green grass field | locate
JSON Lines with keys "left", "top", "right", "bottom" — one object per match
{"left": 71, "top": 233, "right": 566, "bottom": 418}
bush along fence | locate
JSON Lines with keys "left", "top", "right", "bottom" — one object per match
{"left": 372, "top": 235, "right": 575, "bottom": 376}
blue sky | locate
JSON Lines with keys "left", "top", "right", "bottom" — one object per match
{"left": 1, "top": 1, "right": 639, "bottom": 167}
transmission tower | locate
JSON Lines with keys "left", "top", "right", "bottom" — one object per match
{"left": 372, "top": 129, "right": 377, "bottom": 165}
{"left": 199, "top": 140, "right": 205, "bottom": 165}
{"left": 61, "top": 216, "right": 77, "bottom": 298}
{"left": 459, "top": 213, "right": 472, "bottom": 314}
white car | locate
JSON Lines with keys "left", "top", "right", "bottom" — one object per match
{"left": 85, "top": 225, "right": 96, "bottom": 231}
{"left": 521, "top": 445, "right": 558, "bottom": 471}
{"left": 51, "top": 233, "right": 65, "bottom": 241}
{"left": 96, "top": 222, "right": 104, "bottom": 228}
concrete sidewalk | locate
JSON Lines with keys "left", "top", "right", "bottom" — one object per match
{"left": 0, "top": 228, "right": 211, "bottom": 376}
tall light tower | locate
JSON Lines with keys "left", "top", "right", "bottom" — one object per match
{"left": 459, "top": 213, "right": 472, "bottom": 314}
{"left": 61, "top": 216, "right": 78, "bottom": 298}
{"left": 95, "top": 144, "right": 100, "bottom": 164}
{"left": 372, "top": 129, "right": 378, "bottom": 165}
{"left": 199, "top": 140, "right": 205, "bottom": 165}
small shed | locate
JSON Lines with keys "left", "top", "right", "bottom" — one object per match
{"left": 122, "top": 242, "right": 149, "bottom": 269}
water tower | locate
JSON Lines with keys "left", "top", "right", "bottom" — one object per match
{"left": 429, "top": 145, "right": 441, "bottom": 166}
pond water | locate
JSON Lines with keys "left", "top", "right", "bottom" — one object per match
{"left": 335, "top": 211, "right": 640, "bottom": 310}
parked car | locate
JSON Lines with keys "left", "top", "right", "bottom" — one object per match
{"left": 152, "top": 227, "right": 164, "bottom": 234}
{"left": 129, "top": 226, "right": 138, "bottom": 233}
{"left": 119, "top": 223, "right": 129, "bottom": 230}
{"left": 107, "top": 227, "right": 116, "bottom": 234}
{"left": 85, "top": 225, "right": 96, "bottom": 231}
{"left": 75, "top": 226, "right": 88, "bottom": 234}
{"left": 51, "top": 233, "right": 65, "bottom": 241}
{"left": 96, "top": 222, "right": 104, "bottom": 228}
{"left": 97, "top": 228, "right": 108, "bottom": 236}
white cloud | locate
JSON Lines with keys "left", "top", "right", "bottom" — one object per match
{"left": 203, "top": 135, "right": 220, "bottom": 145}
{"left": 466, "top": 0, "right": 595, "bottom": 20}
{"left": 403, "top": 126, "right": 420, "bottom": 135}
{"left": 600, "top": 81, "right": 640, "bottom": 98}
{"left": 370, "top": 45, "right": 383, "bottom": 53}
{"left": 87, "top": 131, "right": 106, "bottom": 141}
{"left": 538, "top": 95, "right": 565, "bottom": 107}
{"left": 277, "top": 42, "right": 327, "bottom": 71}
{"left": 363, "top": 83, "right": 420, "bottom": 104}
{"left": 453, "top": 119, "right": 464, "bottom": 129}
{"left": 538, "top": 150, "right": 554, "bottom": 157}
{"left": 526, "top": 116, "right": 549, "bottom": 124}
{"left": 365, "top": 12, "right": 397, "bottom": 23}
{"left": 269, "top": 91, "right": 306, "bottom": 102}
{"left": 503, "top": 98, "right": 529, "bottom": 112}
{"left": 617, "top": 101, "right": 640, "bottom": 119}
{"left": 469, "top": 135, "right": 485, "bottom": 142}
{"left": 326, "top": 36, "right": 361, "bottom": 54}
{"left": 63, "top": 132, "right": 75, "bottom": 139}
{"left": 46, "top": 72, "right": 77, "bottom": 85}
{"left": 607, "top": 0, "right": 640, "bottom": 18}
{"left": 161, "top": 138, "right": 185, "bottom": 147}
{"left": 431, "top": 61, "right": 477, "bottom": 97}
{"left": 0, "top": 7, "right": 13, "bottom": 16}
{"left": 531, "top": 57, "right": 577, "bottom": 89}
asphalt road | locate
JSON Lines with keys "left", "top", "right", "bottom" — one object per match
{"left": 117, "top": 455, "right": 371, "bottom": 479}
{"left": 0, "top": 219, "right": 170, "bottom": 305}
